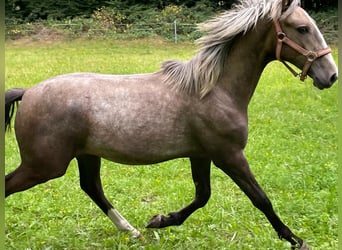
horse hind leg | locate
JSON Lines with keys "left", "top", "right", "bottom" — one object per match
{"left": 76, "top": 154, "right": 142, "bottom": 238}
{"left": 6, "top": 159, "right": 69, "bottom": 197}
{"left": 6, "top": 163, "right": 47, "bottom": 197}
{"left": 146, "top": 157, "right": 211, "bottom": 228}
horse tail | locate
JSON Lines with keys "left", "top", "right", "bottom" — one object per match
{"left": 5, "top": 88, "right": 25, "bottom": 131}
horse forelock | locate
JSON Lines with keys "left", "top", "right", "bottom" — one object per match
{"left": 161, "top": 0, "right": 300, "bottom": 98}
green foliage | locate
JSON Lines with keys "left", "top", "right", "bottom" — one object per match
{"left": 4, "top": 39, "right": 338, "bottom": 249}
{"left": 92, "top": 6, "right": 128, "bottom": 33}
{"left": 5, "top": 3, "right": 213, "bottom": 41}
{"left": 5, "top": 0, "right": 229, "bottom": 21}
{"left": 5, "top": 1, "right": 338, "bottom": 43}
{"left": 309, "top": 9, "right": 338, "bottom": 45}
{"left": 5, "top": 0, "right": 109, "bottom": 20}
{"left": 5, "top": 0, "right": 336, "bottom": 22}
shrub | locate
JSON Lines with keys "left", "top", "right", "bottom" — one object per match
{"left": 92, "top": 6, "right": 128, "bottom": 33}
{"left": 5, "top": 5, "right": 337, "bottom": 44}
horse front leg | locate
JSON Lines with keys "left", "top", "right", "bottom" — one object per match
{"left": 213, "top": 150, "right": 310, "bottom": 250}
{"left": 146, "top": 157, "right": 211, "bottom": 228}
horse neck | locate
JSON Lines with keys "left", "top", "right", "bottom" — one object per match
{"left": 218, "top": 20, "right": 274, "bottom": 109}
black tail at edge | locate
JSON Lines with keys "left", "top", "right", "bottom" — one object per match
{"left": 5, "top": 88, "right": 25, "bottom": 131}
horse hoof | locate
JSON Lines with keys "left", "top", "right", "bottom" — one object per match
{"left": 146, "top": 215, "right": 163, "bottom": 228}
{"left": 132, "top": 230, "right": 146, "bottom": 242}
{"left": 299, "top": 241, "right": 311, "bottom": 250}
{"left": 130, "top": 228, "right": 144, "bottom": 240}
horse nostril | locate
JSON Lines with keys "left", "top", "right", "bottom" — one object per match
{"left": 330, "top": 73, "right": 338, "bottom": 84}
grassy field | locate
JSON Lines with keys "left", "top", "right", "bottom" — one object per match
{"left": 4, "top": 39, "right": 338, "bottom": 249}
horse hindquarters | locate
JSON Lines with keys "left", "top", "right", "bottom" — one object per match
{"left": 6, "top": 128, "right": 75, "bottom": 197}
{"left": 5, "top": 88, "right": 75, "bottom": 197}
{"left": 5, "top": 146, "right": 73, "bottom": 197}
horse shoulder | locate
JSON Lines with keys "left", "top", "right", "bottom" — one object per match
{"left": 191, "top": 91, "right": 248, "bottom": 152}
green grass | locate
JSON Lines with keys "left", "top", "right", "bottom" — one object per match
{"left": 5, "top": 39, "right": 338, "bottom": 249}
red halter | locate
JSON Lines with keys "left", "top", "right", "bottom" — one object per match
{"left": 273, "top": 19, "right": 331, "bottom": 81}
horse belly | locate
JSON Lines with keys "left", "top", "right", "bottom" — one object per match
{"left": 84, "top": 113, "right": 196, "bottom": 164}
{"left": 85, "top": 131, "right": 193, "bottom": 165}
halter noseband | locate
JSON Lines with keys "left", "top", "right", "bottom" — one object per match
{"left": 273, "top": 19, "right": 331, "bottom": 81}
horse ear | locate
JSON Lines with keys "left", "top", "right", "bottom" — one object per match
{"left": 281, "top": 0, "right": 293, "bottom": 13}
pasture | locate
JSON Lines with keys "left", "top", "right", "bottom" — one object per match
{"left": 5, "top": 39, "right": 338, "bottom": 249}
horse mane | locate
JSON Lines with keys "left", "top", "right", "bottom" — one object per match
{"left": 160, "top": 0, "right": 300, "bottom": 98}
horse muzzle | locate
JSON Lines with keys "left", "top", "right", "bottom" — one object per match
{"left": 312, "top": 73, "right": 337, "bottom": 89}
{"left": 309, "top": 54, "right": 338, "bottom": 90}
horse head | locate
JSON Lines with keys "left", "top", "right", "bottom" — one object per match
{"left": 275, "top": 0, "right": 337, "bottom": 89}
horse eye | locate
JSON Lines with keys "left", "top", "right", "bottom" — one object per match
{"left": 297, "top": 26, "right": 309, "bottom": 34}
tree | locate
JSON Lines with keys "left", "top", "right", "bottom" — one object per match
{"left": 301, "top": 0, "right": 337, "bottom": 11}
{"left": 5, "top": 0, "right": 338, "bottom": 22}
{"left": 5, "top": 0, "right": 109, "bottom": 21}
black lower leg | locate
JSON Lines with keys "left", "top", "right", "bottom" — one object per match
{"left": 250, "top": 189, "right": 304, "bottom": 248}
{"left": 77, "top": 155, "right": 112, "bottom": 214}
{"left": 213, "top": 152, "right": 306, "bottom": 249}
{"left": 146, "top": 157, "right": 211, "bottom": 228}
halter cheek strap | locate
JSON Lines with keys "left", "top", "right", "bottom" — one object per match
{"left": 274, "top": 19, "right": 331, "bottom": 81}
